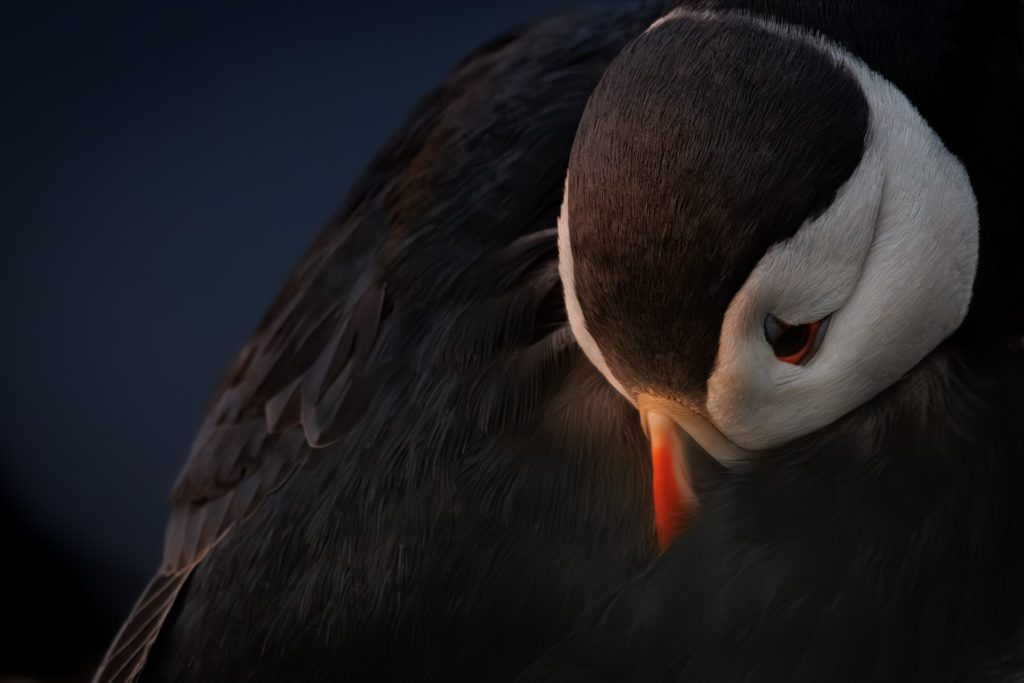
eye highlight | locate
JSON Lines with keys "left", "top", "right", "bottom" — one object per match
{"left": 764, "top": 314, "right": 830, "bottom": 365}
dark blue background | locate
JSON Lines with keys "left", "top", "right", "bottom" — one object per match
{"left": 1, "top": 1, "right": 609, "bottom": 671}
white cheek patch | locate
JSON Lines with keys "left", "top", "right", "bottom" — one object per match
{"left": 558, "top": 185, "right": 632, "bottom": 399}
{"left": 707, "top": 50, "right": 979, "bottom": 450}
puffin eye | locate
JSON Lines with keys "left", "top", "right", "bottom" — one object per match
{"left": 763, "top": 314, "right": 830, "bottom": 365}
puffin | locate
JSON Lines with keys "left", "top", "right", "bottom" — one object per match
{"left": 92, "top": 1, "right": 1023, "bottom": 682}
{"left": 517, "top": 1, "right": 1024, "bottom": 682}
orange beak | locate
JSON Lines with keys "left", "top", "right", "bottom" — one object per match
{"left": 646, "top": 411, "right": 697, "bottom": 551}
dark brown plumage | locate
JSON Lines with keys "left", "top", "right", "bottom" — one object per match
{"left": 94, "top": 0, "right": 1024, "bottom": 681}
{"left": 94, "top": 4, "right": 671, "bottom": 681}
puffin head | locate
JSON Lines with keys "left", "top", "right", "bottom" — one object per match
{"left": 559, "top": 10, "right": 980, "bottom": 549}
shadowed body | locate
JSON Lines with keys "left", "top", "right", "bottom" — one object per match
{"left": 93, "top": 0, "right": 1023, "bottom": 681}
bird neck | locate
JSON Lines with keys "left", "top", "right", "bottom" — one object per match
{"left": 554, "top": 343, "right": 1024, "bottom": 681}
{"left": 700, "top": 343, "right": 1024, "bottom": 678}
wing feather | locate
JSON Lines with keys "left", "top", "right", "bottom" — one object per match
{"left": 92, "top": 573, "right": 189, "bottom": 683}
{"left": 93, "top": 4, "right": 664, "bottom": 679}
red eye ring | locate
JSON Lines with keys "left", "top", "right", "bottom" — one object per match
{"left": 763, "top": 315, "right": 829, "bottom": 365}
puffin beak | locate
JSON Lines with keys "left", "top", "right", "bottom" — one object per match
{"left": 644, "top": 411, "right": 696, "bottom": 551}
{"left": 641, "top": 403, "right": 745, "bottom": 550}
